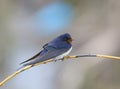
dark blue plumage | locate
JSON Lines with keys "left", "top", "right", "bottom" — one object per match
{"left": 20, "top": 33, "right": 72, "bottom": 66}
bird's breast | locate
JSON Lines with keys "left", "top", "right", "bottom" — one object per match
{"left": 54, "top": 47, "right": 72, "bottom": 60}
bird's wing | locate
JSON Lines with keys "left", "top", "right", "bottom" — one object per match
{"left": 20, "top": 51, "right": 42, "bottom": 64}
{"left": 20, "top": 43, "right": 49, "bottom": 65}
{"left": 22, "top": 47, "right": 70, "bottom": 66}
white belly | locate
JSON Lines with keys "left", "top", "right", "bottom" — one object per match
{"left": 54, "top": 47, "right": 72, "bottom": 60}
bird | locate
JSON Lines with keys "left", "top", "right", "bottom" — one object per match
{"left": 1, "top": 33, "right": 120, "bottom": 87}
{"left": 20, "top": 33, "right": 72, "bottom": 66}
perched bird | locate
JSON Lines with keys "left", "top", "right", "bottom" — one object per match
{"left": 1, "top": 33, "right": 120, "bottom": 86}
{"left": 20, "top": 33, "right": 72, "bottom": 66}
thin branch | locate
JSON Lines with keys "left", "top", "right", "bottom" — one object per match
{"left": 0, "top": 54, "right": 120, "bottom": 86}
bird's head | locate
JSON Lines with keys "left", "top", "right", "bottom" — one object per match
{"left": 58, "top": 33, "right": 72, "bottom": 44}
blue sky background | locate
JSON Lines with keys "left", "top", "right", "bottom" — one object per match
{"left": 34, "top": 2, "right": 73, "bottom": 35}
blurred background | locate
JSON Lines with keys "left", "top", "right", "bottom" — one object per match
{"left": 0, "top": 0, "right": 120, "bottom": 89}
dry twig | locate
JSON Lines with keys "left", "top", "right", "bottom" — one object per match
{"left": 0, "top": 54, "right": 120, "bottom": 86}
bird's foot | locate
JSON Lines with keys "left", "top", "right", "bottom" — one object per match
{"left": 60, "top": 56, "right": 70, "bottom": 61}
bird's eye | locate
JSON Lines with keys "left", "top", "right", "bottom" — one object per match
{"left": 63, "top": 38, "right": 68, "bottom": 41}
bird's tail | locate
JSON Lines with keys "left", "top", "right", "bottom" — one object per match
{"left": 0, "top": 59, "right": 54, "bottom": 86}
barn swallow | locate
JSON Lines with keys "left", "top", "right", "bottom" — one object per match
{"left": 20, "top": 33, "right": 72, "bottom": 66}
{"left": 1, "top": 33, "right": 120, "bottom": 87}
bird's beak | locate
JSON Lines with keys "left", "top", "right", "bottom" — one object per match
{"left": 67, "top": 38, "right": 73, "bottom": 43}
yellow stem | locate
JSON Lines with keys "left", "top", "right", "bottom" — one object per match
{"left": 0, "top": 65, "right": 32, "bottom": 86}
{"left": 0, "top": 59, "right": 54, "bottom": 86}
{"left": 96, "top": 54, "right": 120, "bottom": 60}
{"left": 0, "top": 54, "right": 120, "bottom": 86}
